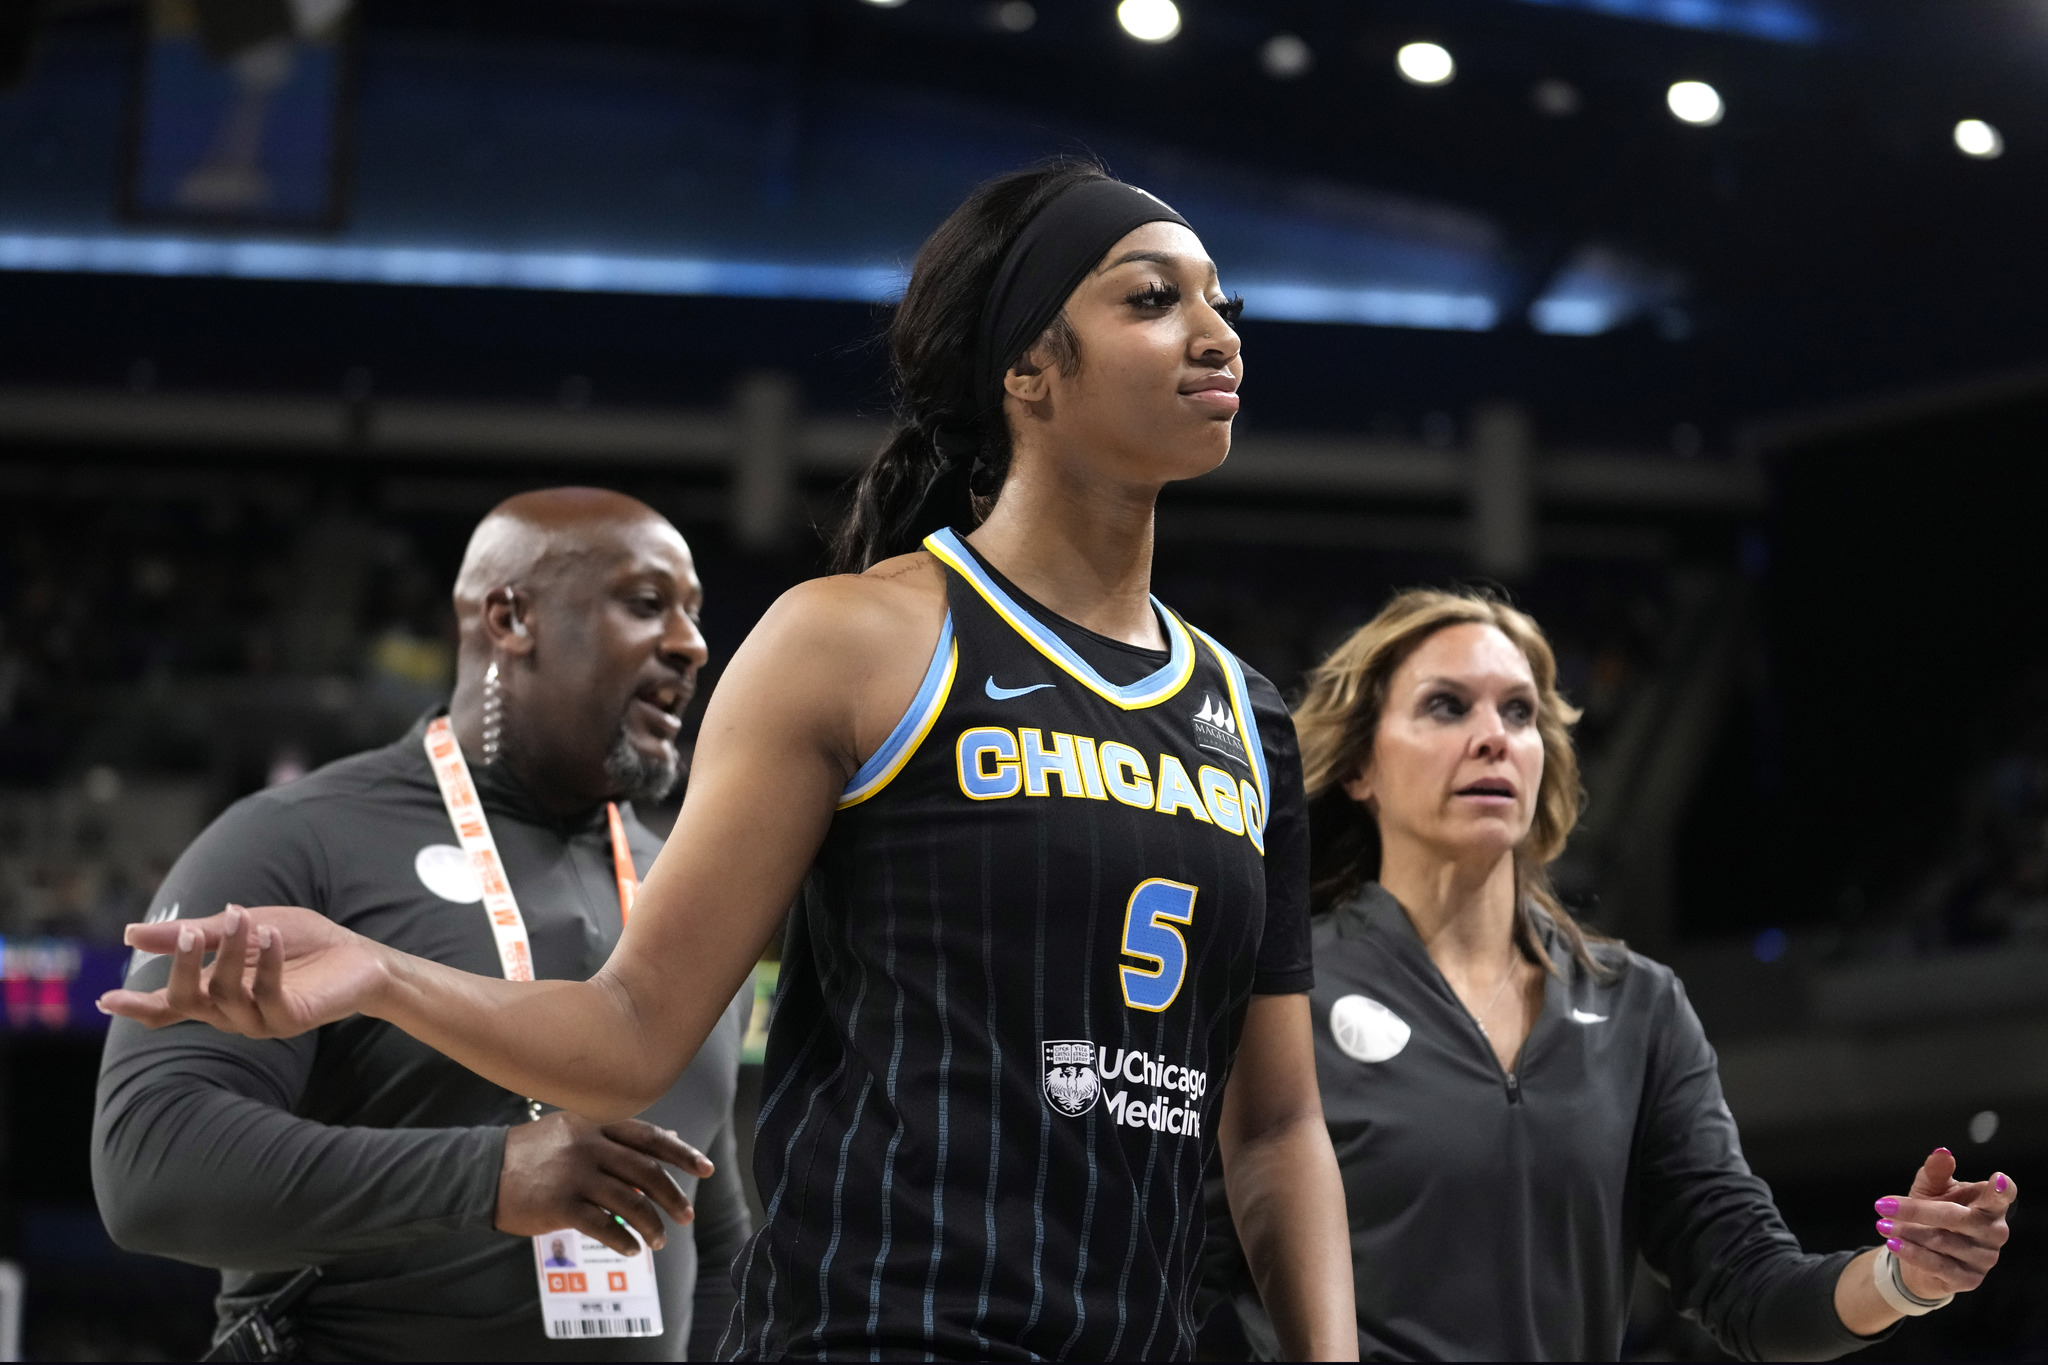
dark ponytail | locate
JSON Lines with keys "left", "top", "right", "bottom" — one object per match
{"left": 831, "top": 159, "right": 1109, "bottom": 574}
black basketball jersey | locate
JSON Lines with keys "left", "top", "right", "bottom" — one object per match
{"left": 721, "top": 529, "right": 1313, "bottom": 1362}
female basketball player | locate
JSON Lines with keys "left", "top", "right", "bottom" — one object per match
{"left": 103, "top": 163, "right": 1358, "bottom": 1361}
{"left": 1209, "top": 588, "right": 2015, "bottom": 1360}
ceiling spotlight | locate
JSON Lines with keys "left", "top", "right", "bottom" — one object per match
{"left": 1954, "top": 118, "right": 2004, "bottom": 159}
{"left": 1667, "top": 80, "right": 1723, "bottom": 126}
{"left": 993, "top": 1, "right": 1035, "bottom": 31}
{"left": 1261, "top": 32, "right": 1313, "bottom": 79}
{"left": 1532, "top": 78, "right": 1580, "bottom": 117}
{"left": 861, "top": 0, "right": 908, "bottom": 7}
{"left": 1396, "top": 41, "right": 1454, "bottom": 86}
{"left": 1117, "top": 0, "right": 1180, "bottom": 42}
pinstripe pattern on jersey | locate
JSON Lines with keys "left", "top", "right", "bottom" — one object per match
{"left": 1059, "top": 812, "right": 1105, "bottom": 1358}
{"left": 725, "top": 551, "right": 1271, "bottom": 1362}
{"left": 865, "top": 855, "right": 909, "bottom": 1348}
{"left": 1023, "top": 813, "right": 1053, "bottom": 1341}
{"left": 718, "top": 1015, "right": 824, "bottom": 1360}
{"left": 924, "top": 528, "right": 1195, "bottom": 709}
{"left": 921, "top": 825, "right": 954, "bottom": 1341}
{"left": 971, "top": 820, "right": 1002, "bottom": 1352}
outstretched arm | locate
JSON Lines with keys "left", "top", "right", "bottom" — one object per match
{"left": 1218, "top": 993, "right": 1358, "bottom": 1361}
{"left": 102, "top": 568, "right": 948, "bottom": 1120}
{"left": 1631, "top": 975, "right": 2022, "bottom": 1360}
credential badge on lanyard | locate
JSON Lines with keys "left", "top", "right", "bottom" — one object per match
{"left": 423, "top": 716, "right": 663, "bottom": 1341}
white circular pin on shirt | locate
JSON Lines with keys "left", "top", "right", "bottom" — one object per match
{"left": 1329, "top": 994, "right": 1411, "bottom": 1063}
{"left": 414, "top": 844, "right": 484, "bottom": 903}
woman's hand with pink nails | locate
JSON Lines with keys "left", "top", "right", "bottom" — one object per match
{"left": 99, "top": 902, "right": 392, "bottom": 1039}
{"left": 1874, "top": 1147, "right": 2016, "bottom": 1299}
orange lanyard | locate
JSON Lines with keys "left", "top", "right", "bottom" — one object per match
{"left": 604, "top": 802, "right": 639, "bottom": 923}
{"left": 425, "top": 718, "right": 642, "bottom": 974}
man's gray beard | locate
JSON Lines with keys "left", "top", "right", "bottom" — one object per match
{"left": 603, "top": 724, "right": 681, "bottom": 805}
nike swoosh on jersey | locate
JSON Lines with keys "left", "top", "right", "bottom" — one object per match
{"left": 985, "top": 676, "right": 1055, "bottom": 700}
{"left": 1570, "top": 1009, "right": 1609, "bottom": 1024}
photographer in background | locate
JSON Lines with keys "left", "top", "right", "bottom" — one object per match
{"left": 93, "top": 488, "right": 751, "bottom": 1361}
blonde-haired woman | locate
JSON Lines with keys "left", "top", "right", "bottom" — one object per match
{"left": 1211, "top": 588, "right": 2016, "bottom": 1360}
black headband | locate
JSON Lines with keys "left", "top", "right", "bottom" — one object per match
{"left": 973, "top": 177, "right": 1191, "bottom": 409}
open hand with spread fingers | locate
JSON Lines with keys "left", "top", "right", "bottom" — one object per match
{"left": 1879, "top": 1146, "right": 2016, "bottom": 1299}
{"left": 98, "top": 903, "right": 393, "bottom": 1038}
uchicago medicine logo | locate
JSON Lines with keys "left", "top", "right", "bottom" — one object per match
{"left": 1041, "top": 1040, "right": 1208, "bottom": 1136}
{"left": 1042, "top": 1040, "right": 1102, "bottom": 1115}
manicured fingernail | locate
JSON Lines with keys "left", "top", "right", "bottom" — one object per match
{"left": 1886, "top": 1237, "right": 1904, "bottom": 1252}
{"left": 177, "top": 927, "right": 197, "bottom": 952}
{"left": 1877, "top": 1219, "right": 1896, "bottom": 1234}
{"left": 224, "top": 906, "right": 242, "bottom": 930}
{"left": 1996, "top": 1174, "right": 2010, "bottom": 1193}
{"left": 258, "top": 926, "right": 275, "bottom": 949}
{"left": 1934, "top": 1147, "right": 1952, "bottom": 1158}
{"left": 95, "top": 1000, "right": 112, "bottom": 1015}
{"left": 1876, "top": 1197, "right": 1900, "bottom": 1216}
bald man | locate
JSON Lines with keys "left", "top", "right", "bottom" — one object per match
{"left": 92, "top": 490, "right": 751, "bottom": 1361}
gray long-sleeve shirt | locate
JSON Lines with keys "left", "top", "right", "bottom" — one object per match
{"left": 1205, "top": 884, "right": 1892, "bottom": 1362}
{"left": 93, "top": 714, "right": 751, "bottom": 1362}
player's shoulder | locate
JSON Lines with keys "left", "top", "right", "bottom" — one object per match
{"left": 756, "top": 551, "right": 949, "bottom": 662}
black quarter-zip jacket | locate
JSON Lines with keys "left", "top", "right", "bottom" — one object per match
{"left": 92, "top": 713, "right": 750, "bottom": 1362}
{"left": 1207, "top": 883, "right": 1888, "bottom": 1362}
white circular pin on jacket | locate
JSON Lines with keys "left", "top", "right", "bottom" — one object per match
{"left": 414, "top": 844, "right": 484, "bottom": 903}
{"left": 1329, "top": 994, "right": 1411, "bottom": 1063}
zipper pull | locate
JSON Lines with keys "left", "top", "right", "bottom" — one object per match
{"left": 1505, "top": 1071, "right": 1522, "bottom": 1104}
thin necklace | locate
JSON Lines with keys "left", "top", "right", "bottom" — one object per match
{"left": 1471, "top": 948, "right": 1520, "bottom": 1039}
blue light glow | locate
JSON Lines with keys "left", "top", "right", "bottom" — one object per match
{"left": 1236, "top": 281, "right": 1499, "bottom": 331}
{"left": 1752, "top": 927, "right": 1789, "bottom": 963}
{"left": 0, "top": 231, "right": 913, "bottom": 301}
{"left": 1529, "top": 298, "right": 1618, "bottom": 336}
{"left": 1529, "top": 243, "right": 1684, "bottom": 337}
{"left": 0, "top": 232, "right": 1511, "bottom": 331}
{"left": 1512, "top": 0, "right": 1821, "bottom": 43}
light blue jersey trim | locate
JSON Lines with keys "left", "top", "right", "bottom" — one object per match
{"left": 1190, "top": 625, "right": 1269, "bottom": 821}
{"left": 924, "top": 528, "right": 1194, "bottom": 710}
{"left": 838, "top": 613, "right": 957, "bottom": 809}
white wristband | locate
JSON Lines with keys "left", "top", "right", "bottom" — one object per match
{"left": 1873, "top": 1245, "right": 1953, "bottom": 1317}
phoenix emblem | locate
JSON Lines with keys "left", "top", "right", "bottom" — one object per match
{"left": 1042, "top": 1039, "right": 1102, "bottom": 1116}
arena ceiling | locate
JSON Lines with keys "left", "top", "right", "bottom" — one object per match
{"left": 1, "top": 0, "right": 2043, "bottom": 438}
